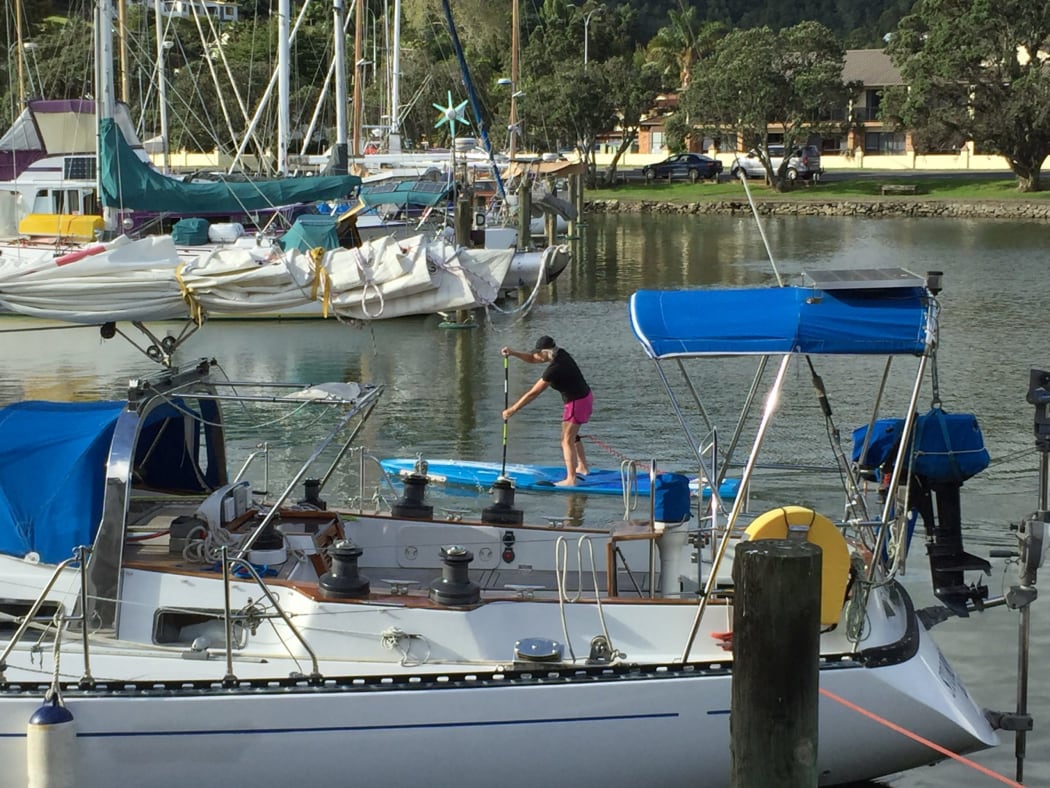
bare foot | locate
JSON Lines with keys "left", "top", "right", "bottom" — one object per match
{"left": 576, "top": 467, "right": 589, "bottom": 476}
{"left": 555, "top": 478, "right": 577, "bottom": 487}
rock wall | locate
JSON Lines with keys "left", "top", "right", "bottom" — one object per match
{"left": 585, "top": 199, "right": 1050, "bottom": 220}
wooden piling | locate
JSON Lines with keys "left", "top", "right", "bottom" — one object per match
{"left": 731, "top": 539, "right": 821, "bottom": 787}
{"left": 517, "top": 184, "right": 531, "bottom": 251}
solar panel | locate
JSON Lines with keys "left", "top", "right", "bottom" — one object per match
{"left": 804, "top": 268, "right": 926, "bottom": 291}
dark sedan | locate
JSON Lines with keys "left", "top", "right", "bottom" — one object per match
{"left": 642, "top": 153, "right": 724, "bottom": 183}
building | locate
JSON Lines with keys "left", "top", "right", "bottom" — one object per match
{"left": 129, "top": 0, "right": 239, "bottom": 23}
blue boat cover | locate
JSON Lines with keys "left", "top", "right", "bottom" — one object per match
{"left": 0, "top": 401, "right": 125, "bottom": 564}
{"left": 0, "top": 398, "right": 224, "bottom": 564}
{"left": 629, "top": 285, "right": 931, "bottom": 358}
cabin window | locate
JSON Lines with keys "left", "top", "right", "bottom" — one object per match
{"left": 0, "top": 599, "right": 63, "bottom": 636}
{"left": 153, "top": 608, "right": 247, "bottom": 648}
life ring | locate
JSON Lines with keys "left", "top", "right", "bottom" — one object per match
{"left": 743, "top": 505, "right": 851, "bottom": 627}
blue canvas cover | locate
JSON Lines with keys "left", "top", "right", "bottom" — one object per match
{"left": 99, "top": 119, "right": 361, "bottom": 213}
{"left": 0, "top": 401, "right": 124, "bottom": 563}
{"left": 629, "top": 285, "right": 930, "bottom": 358}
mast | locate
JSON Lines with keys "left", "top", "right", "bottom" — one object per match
{"left": 388, "top": 0, "right": 401, "bottom": 154}
{"left": 508, "top": 0, "right": 518, "bottom": 162}
{"left": 154, "top": 0, "right": 171, "bottom": 173}
{"left": 352, "top": 0, "right": 364, "bottom": 157}
{"left": 277, "top": 0, "right": 291, "bottom": 174}
{"left": 438, "top": 0, "right": 506, "bottom": 200}
{"left": 14, "top": 0, "right": 26, "bottom": 107}
{"left": 98, "top": 0, "right": 118, "bottom": 231}
{"left": 332, "top": 0, "right": 349, "bottom": 173}
{"left": 117, "top": 0, "right": 130, "bottom": 101}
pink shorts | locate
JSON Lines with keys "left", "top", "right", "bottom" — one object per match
{"left": 562, "top": 391, "right": 593, "bottom": 425}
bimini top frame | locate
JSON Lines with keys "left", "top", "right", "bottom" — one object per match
{"left": 627, "top": 270, "right": 941, "bottom": 660}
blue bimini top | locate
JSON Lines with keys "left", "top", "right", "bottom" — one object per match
{"left": 0, "top": 400, "right": 125, "bottom": 564}
{"left": 629, "top": 284, "right": 931, "bottom": 359}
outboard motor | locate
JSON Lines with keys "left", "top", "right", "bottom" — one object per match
{"left": 908, "top": 407, "right": 992, "bottom": 615}
{"left": 853, "top": 405, "right": 992, "bottom": 616}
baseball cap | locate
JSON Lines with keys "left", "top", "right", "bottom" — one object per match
{"left": 533, "top": 335, "right": 556, "bottom": 351}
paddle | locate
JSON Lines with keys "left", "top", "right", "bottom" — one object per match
{"left": 500, "top": 353, "right": 509, "bottom": 479}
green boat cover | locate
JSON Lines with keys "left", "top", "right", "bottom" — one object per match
{"left": 278, "top": 215, "right": 341, "bottom": 253}
{"left": 99, "top": 118, "right": 361, "bottom": 213}
{"left": 171, "top": 217, "right": 211, "bottom": 245}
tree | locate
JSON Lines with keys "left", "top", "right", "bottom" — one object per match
{"left": 884, "top": 0, "right": 1050, "bottom": 192}
{"left": 676, "top": 22, "right": 847, "bottom": 190}
{"left": 646, "top": 8, "right": 727, "bottom": 91}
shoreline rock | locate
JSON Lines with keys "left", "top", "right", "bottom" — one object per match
{"left": 584, "top": 199, "right": 1050, "bottom": 220}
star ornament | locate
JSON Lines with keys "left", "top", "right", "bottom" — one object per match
{"left": 433, "top": 91, "right": 469, "bottom": 138}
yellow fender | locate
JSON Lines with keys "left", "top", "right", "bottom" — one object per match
{"left": 743, "top": 505, "right": 852, "bottom": 627}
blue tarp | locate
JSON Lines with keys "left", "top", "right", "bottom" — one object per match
{"left": 0, "top": 398, "right": 223, "bottom": 564}
{"left": 0, "top": 401, "right": 124, "bottom": 564}
{"left": 629, "top": 285, "right": 931, "bottom": 358}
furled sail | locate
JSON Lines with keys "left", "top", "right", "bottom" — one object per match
{"left": 98, "top": 119, "right": 361, "bottom": 213}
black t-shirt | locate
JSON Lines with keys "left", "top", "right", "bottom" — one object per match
{"left": 542, "top": 348, "right": 591, "bottom": 403}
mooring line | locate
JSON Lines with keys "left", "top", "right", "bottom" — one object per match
{"left": 819, "top": 687, "right": 1023, "bottom": 787}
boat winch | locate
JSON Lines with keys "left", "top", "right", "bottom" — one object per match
{"left": 429, "top": 545, "right": 480, "bottom": 605}
{"left": 392, "top": 461, "right": 434, "bottom": 520}
{"left": 481, "top": 477, "right": 523, "bottom": 525}
{"left": 319, "top": 540, "right": 371, "bottom": 599}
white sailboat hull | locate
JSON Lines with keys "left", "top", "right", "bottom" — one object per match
{"left": 0, "top": 595, "right": 993, "bottom": 788}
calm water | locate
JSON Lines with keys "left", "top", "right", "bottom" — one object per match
{"left": 2, "top": 213, "right": 1049, "bottom": 786}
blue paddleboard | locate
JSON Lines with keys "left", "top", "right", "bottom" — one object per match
{"left": 379, "top": 458, "right": 740, "bottom": 500}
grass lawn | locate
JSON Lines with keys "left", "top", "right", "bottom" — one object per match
{"left": 590, "top": 176, "right": 1050, "bottom": 203}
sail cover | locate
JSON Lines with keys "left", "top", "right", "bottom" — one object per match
{"left": 629, "top": 285, "right": 931, "bottom": 358}
{"left": 99, "top": 118, "right": 361, "bottom": 213}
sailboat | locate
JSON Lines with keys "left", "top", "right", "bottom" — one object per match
{"left": 0, "top": 0, "right": 535, "bottom": 321}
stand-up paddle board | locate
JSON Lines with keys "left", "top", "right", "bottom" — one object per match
{"left": 379, "top": 458, "right": 740, "bottom": 499}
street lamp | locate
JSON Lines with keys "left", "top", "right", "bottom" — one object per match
{"left": 583, "top": 7, "right": 603, "bottom": 68}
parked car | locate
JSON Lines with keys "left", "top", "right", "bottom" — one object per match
{"left": 730, "top": 145, "right": 823, "bottom": 181}
{"left": 643, "top": 153, "right": 724, "bottom": 183}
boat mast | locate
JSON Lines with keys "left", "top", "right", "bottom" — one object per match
{"left": 154, "top": 0, "right": 171, "bottom": 173}
{"left": 331, "top": 0, "right": 349, "bottom": 173}
{"left": 438, "top": 0, "right": 506, "bottom": 200}
{"left": 98, "top": 0, "right": 119, "bottom": 231}
{"left": 117, "top": 0, "right": 130, "bottom": 101}
{"left": 352, "top": 0, "right": 364, "bottom": 157}
{"left": 14, "top": 0, "right": 26, "bottom": 108}
{"left": 388, "top": 0, "right": 401, "bottom": 154}
{"left": 508, "top": 0, "right": 518, "bottom": 162}
{"left": 277, "top": 0, "right": 291, "bottom": 174}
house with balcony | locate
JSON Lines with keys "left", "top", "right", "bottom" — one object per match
{"left": 129, "top": 0, "right": 239, "bottom": 23}
{"left": 625, "top": 48, "right": 1007, "bottom": 171}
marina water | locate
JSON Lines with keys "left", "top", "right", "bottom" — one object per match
{"left": 1, "top": 212, "right": 1047, "bottom": 786}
